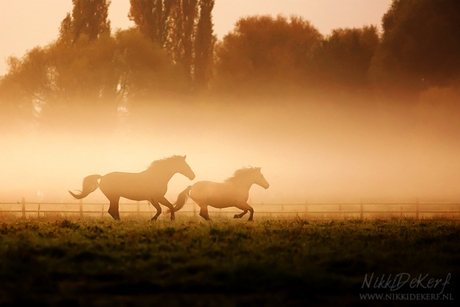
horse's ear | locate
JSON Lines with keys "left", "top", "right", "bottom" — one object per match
{"left": 183, "top": 155, "right": 187, "bottom": 159}
{"left": 257, "top": 167, "right": 261, "bottom": 172}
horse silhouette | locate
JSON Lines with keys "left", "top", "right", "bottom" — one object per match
{"left": 69, "top": 155, "right": 195, "bottom": 220}
{"left": 172, "top": 167, "right": 269, "bottom": 221}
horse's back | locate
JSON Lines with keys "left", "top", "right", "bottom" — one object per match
{"left": 99, "top": 171, "right": 165, "bottom": 200}
{"left": 190, "top": 180, "right": 243, "bottom": 207}
{"left": 190, "top": 181, "right": 222, "bottom": 197}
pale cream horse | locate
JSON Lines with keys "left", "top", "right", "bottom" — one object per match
{"left": 69, "top": 155, "right": 195, "bottom": 220}
{"left": 172, "top": 167, "right": 269, "bottom": 221}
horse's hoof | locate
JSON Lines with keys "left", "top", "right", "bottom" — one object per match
{"left": 233, "top": 214, "right": 241, "bottom": 219}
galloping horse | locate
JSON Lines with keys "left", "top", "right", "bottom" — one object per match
{"left": 172, "top": 167, "right": 269, "bottom": 221}
{"left": 69, "top": 155, "right": 195, "bottom": 220}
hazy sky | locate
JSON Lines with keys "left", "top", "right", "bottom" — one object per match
{"left": 0, "top": 0, "right": 392, "bottom": 76}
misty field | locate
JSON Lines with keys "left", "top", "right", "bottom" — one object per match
{"left": 0, "top": 218, "right": 458, "bottom": 306}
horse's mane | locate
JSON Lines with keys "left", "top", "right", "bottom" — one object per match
{"left": 147, "top": 155, "right": 184, "bottom": 171}
{"left": 224, "top": 167, "right": 260, "bottom": 182}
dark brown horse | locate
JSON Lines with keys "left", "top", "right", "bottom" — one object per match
{"left": 172, "top": 167, "right": 269, "bottom": 221}
{"left": 69, "top": 155, "right": 195, "bottom": 220}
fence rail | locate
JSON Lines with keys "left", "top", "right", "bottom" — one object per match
{"left": 1, "top": 198, "right": 460, "bottom": 220}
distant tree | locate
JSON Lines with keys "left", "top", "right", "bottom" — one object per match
{"left": 194, "top": 0, "right": 215, "bottom": 90}
{"left": 316, "top": 26, "right": 379, "bottom": 90}
{"left": 114, "top": 28, "right": 179, "bottom": 101}
{"left": 0, "top": 36, "right": 120, "bottom": 127}
{"left": 128, "top": 0, "right": 174, "bottom": 47}
{"left": 129, "top": 0, "right": 215, "bottom": 91}
{"left": 46, "top": 35, "right": 119, "bottom": 106}
{"left": 0, "top": 48, "right": 49, "bottom": 126}
{"left": 213, "top": 15, "right": 322, "bottom": 92}
{"left": 60, "top": 0, "right": 111, "bottom": 43}
{"left": 371, "top": 0, "right": 460, "bottom": 92}
{"left": 167, "top": 0, "right": 198, "bottom": 88}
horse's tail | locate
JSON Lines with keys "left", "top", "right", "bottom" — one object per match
{"left": 170, "top": 186, "right": 192, "bottom": 213}
{"left": 69, "top": 174, "right": 102, "bottom": 199}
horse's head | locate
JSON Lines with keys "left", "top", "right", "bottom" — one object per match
{"left": 177, "top": 155, "right": 196, "bottom": 180}
{"left": 252, "top": 167, "right": 269, "bottom": 189}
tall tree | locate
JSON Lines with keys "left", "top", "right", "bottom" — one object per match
{"left": 128, "top": 0, "right": 174, "bottom": 47}
{"left": 194, "top": 0, "right": 215, "bottom": 90}
{"left": 166, "top": 0, "right": 198, "bottom": 87}
{"left": 371, "top": 0, "right": 460, "bottom": 92}
{"left": 316, "top": 26, "right": 379, "bottom": 90}
{"left": 114, "top": 28, "right": 177, "bottom": 101}
{"left": 214, "top": 15, "right": 322, "bottom": 91}
{"left": 129, "top": 0, "right": 215, "bottom": 91}
{"left": 60, "top": 0, "right": 112, "bottom": 43}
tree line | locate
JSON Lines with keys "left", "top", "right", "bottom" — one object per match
{"left": 1, "top": 0, "right": 459, "bottom": 126}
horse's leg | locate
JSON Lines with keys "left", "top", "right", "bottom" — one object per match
{"left": 233, "top": 210, "right": 248, "bottom": 219}
{"left": 235, "top": 203, "right": 254, "bottom": 221}
{"left": 149, "top": 200, "right": 162, "bottom": 221}
{"left": 198, "top": 204, "right": 211, "bottom": 221}
{"left": 159, "top": 196, "right": 175, "bottom": 221}
{"left": 108, "top": 197, "right": 121, "bottom": 220}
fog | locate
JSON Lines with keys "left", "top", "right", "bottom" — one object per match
{"left": 1, "top": 94, "right": 460, "bottom": 204}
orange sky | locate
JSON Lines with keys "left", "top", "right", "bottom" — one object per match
{"left": 0, "top": 0, "right": 392, "bottom": 76}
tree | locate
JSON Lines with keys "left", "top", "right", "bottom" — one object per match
{"left": 167, "top": 0, "right": 198, "bottom": 88}
{"left": 0, "top": 0, "right": 177, "bottom": 130}
{"left": 315, "top": 26, "right": 379, "bottom": 90}
{"left": 128, "top": 0, "right": 174, "bottom": 47}
{"left": 129, "top": 0, "right": 215, "bottom": 91}
{"left": 0, "top": 48, "right": 49, "bottom": 127}
{"left": 213, "top": 15, "right": 322, "bottom": 92}
{"left": 60, "top": 0, "right": 112, "bottom": 43}
{"left": 371, "top": 0, "right": 460, "bottom": 92}
{"left": 194, "top": 0, "right": 215, "bottom": 90}
{"left": 114, "top": 28, "right": 179, "bottom": 102}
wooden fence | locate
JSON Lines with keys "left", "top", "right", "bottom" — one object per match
{"left": 1, "top": 198, "right": 460, "bottom": 220}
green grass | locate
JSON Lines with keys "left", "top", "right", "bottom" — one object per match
{"left": 0, "top": 217, "right": 459, "bottom": 306}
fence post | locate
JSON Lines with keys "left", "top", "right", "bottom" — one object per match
{"left": 137, "top": 201, "right": 140, "bottom": 218}
{"left": 360, "top": 199, "right": 363, "bottom": 220}
{"left": 416, "top": 198, "right": 419, "bottom": 220}
{"left": 79, "top": 200, "right": 83, "bottom": 218}
{"left": 305, "top": 200, "right": 308, "bottom": 220}
{"left": 38, "top": 203, "right": 41, "bottom": 218}
{"left": 22, "top": 197, "right": 26, "bottom": 218}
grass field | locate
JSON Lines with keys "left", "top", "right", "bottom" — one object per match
{"left": 0, "top": 217, "right": 459, "bottom": 306}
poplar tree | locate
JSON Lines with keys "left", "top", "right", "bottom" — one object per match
{"left": 129, "top": 0, "right": 215, "bottom": 91}
{"left": 194, "top": 0, "right": 215, "bottom": 90}
{"left": 60, "top": 0, "right": 112, "bottom": 43}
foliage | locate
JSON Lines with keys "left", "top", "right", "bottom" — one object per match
{"left": 315, "top": 26, "right": 380, "bottom": 90}
{"left": 128, "top": 0, "right": 174, "bottom": 46}
{"left": 114, "top": 28, "right": 179, "bottom": 101}
{"left": 371, "top": 0, "right": 460, "bottom": 92}
{"left": 2, "top": 0, "right": 460, "bottom": 126}
{"left": 194, "top": 0, "right": 215, "bottom": 90}
{"left": 129, "top": 0, "right": 216, "bottom": 90}
{"left": 62, "top": 0, "right": 112, "bottom": 43}
{"left": 213, "top": 15, "right": 322, "bottom": 92}
{"left": 0, "top": 218, "right": 458, "bottom": 306}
